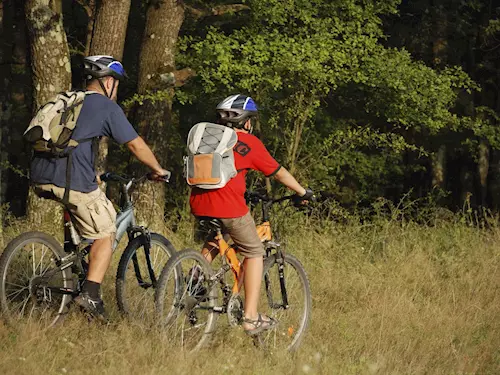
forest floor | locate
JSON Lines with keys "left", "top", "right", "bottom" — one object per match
{"left": 0, "top": 212, "right": 499, "bottom": 375}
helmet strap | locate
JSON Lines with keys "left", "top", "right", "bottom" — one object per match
{"left": 97, "top": 77, "right": 116, "bottom": 98}
{"left": 243, "top": 119, "right": 253, "bottom": 134}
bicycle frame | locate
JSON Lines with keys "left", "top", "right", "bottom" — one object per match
{"left": 209, "top": 192, "right": 293, "bottom": 296}
{"left": 212, "top": 222, "right": 273, "bottom": 294}
{"left": 58, "top": 174, "right": 159, "bottom": 293}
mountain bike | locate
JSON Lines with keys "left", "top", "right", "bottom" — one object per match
{"left": 154, "top": 191, "right": 312, "bottom": 352}
{"left": 0, "top": 172, "right": 176, "bottom": 327}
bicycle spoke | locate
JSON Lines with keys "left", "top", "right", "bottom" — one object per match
{"left": 32, "top": 243, "right": 36, "bottom": 276}
{"left": 36, "top": 245, "right": 49, "bottom": 276}
{"left": 118, "top": 237, "right": 175, "bottom": 321}
{"left": 155, "top": 249, "right": 216, "bottom": 352}
{"left": 6, "top": 287, "right": 28, "bottom": 299}
{"left": 1, "top": 233, "right": 72, "bottom": 327}
{"left": 258, "top": 254, "right": 311, "bottom": 351}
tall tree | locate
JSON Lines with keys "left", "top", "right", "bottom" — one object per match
{"left": 25, "top": 0, "right": 71, "bottom": 224}
{"left": 429, "top": 1, "right": 449, "bottom": 190}
{"left": 86, "top": 0, "right": 132, "bottom": 183}
{"left": 0, "top": 1, "right": 31, "bottom": 217}
{"left": 131, "top": 0, "right": 185, "bottom": 228}
{"left": 0, "top": 0, "right": 5, "bottom": 230}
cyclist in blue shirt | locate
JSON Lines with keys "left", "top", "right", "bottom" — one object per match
{"left": 32, "top": 56, "right": 169, "bottom": 320}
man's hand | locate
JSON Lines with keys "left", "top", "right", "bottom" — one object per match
{"left": 292, "top": 188, "right": 315, "bottom": 206}
{"left": 149, "top": 168, "right": 171, "bottom": 182}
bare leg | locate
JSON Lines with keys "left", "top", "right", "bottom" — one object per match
{"left": 242, "top": 256, "right": 263, "bottom": 327}
{"left": 86, "top": 236, "right": 113, "bottom": 283}
{"left": 201, "top": 240, "right": 219, "bottom": 263}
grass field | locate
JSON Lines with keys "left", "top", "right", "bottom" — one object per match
{"left": 0, "top": 211, "right": 499, "bottom": 374}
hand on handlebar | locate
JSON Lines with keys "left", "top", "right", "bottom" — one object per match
{"left": 148, "top": 168, "right": 171, "bottom": 182}
{"left": 292, "top": 188, "right": 316, "bottom": 207}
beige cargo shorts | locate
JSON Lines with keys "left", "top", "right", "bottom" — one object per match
{"left": 34, "top": 184, "right": 117, "bottom": 240}
{"left": 219, "top": 212, "right": 265, "bottom": 258}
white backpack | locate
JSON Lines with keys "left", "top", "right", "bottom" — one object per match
{"left": 184, "top": 122, "right": 238, "bottom": 189}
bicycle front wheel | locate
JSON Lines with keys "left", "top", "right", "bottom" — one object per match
{"left": 259, "top": 252, "right": 312, "bottom": 352}
{"left": 116, "top": 233, "right": 176, "bottom": 321}
{"left": 155, "top": 249, "right": 218, "bottom": 352}
{"left": 0, "top": 232, "right": 73, "bottom": 327}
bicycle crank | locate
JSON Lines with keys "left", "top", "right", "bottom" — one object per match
{"left": 227, "top": 294, "right": 243, "bottom": 327}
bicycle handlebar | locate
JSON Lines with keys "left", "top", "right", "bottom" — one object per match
{"left": 246, "top": 190, "right": 335, "bottom": 205}
{"left": 100, "top": 171, "right": 171, "bottom": 184}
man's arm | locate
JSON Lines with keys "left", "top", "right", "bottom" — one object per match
{"left": 126, "top": 136, "right": 168, "bottom": 177}
{"left": 273, "top": 167, "right": 307, "bottom": 196}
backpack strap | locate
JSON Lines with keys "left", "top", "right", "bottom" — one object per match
{"left": 189, "top": 123, "right": 207, "bottom": 153}
{"left": 62, "top": 150, "right": 74, "bottom": 204}
{"left": 214, "top": 127, "right": 236, "bottom": 154}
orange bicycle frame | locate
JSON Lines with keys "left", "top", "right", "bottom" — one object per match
{"left": 215, "top": 221, "right": 272, "bottom": 294}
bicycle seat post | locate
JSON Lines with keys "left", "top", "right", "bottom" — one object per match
{"left": 63, "top": 210, "right": 80, "bottom": 249}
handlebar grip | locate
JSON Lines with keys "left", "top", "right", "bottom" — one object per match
{"left": 99, "top": 172, "right": 128, "bottom": 183}
{"left": 147, "top": 170, "right": 171, "bottom": 183}
{"left": 99, "top": 172, "right": 112, "bottom": 182}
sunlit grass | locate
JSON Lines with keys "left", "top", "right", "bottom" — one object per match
{"left": 0, "top": 213, "right": 499, "bottom": 374}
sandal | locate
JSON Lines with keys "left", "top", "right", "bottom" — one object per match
{"left": 243, "top": 313, "right": 278, "bottom": 336}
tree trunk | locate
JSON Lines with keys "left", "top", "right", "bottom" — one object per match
{"left": 0, "top": 0, "right": 5, "bottom": 233}
{"left": 25, "top": 0, "right": 71, "bottom": 225}
{"left": 431, "top": 145, "right": 446, "bottom": 189}
{"left": 131, "top": 0, "right": 184, "bottom": 229}
{"left": 0, "top": 1, "right": 32, "bottom": 219}
{"left": 430, "top": 3, "right": 447, "bottom": 190}
{"left": 88, "top": 0, "right": 131, "bottom": 187}
{"left": 478, "top": 140, "right": 489, "bottom": 207}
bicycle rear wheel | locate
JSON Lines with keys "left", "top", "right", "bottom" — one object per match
{"left": 259, "top": 252, "right": 312, "bottom": 352}
{"left": 155, "top": 249, "right": 218, "bottom": 352}
{"left": 0, "top": 232, "right": 73, "bottom": 327}
{"left": 116, "top": 233, "right": 176, "bottom": 320}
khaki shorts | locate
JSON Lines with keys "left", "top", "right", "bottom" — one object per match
{"left": 207, "top": 212, "right": 264, "bottom": 259}
{"left": 34, "top": 184, "right": 117, "bottom": 240}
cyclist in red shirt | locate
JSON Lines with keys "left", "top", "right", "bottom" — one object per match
{"left": 190, "top": 94, "right": 314, "bottom": 335}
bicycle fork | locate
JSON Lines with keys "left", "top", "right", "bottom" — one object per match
{"left": 130, "top": 229, "right": 157, "bottom": 289}
{"left": 265, "top": 246, "right": 289, "bottom": 310}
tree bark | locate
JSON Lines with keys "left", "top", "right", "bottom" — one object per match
{"left": 430, "top": 2, "right": 447, "bottom": 190}
{"left": 131, "top": 0, "right": 184, "bottom": 229}
{"left": 0, "top": 0, "right": 5, "bottom": 233}
{"left": 89, "top": 0, "right": 130, "bottom": 59}
{"left": 25, "top": 0, "right": 71, "bottom": 225}
{"left": 431, "top": 145, "right": 446, "bottom": 189}
{"left": 478, "top": 140, "right": 489, "bottom": 207}
{"left": 88, "top": 0, "right": 131, "bottom": 187}
{"left": 0, "top": 1, "right": 32, "bottom": 219}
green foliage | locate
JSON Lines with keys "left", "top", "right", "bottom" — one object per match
{"left": 176, "top": 0, "right": 475, "bottom": 203}
{"left": 122, "top": 90, "right": 174, "bottom": 109}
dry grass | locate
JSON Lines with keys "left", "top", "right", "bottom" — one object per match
{"left": 0, "top": 215, "right": 499, "bottom": 375}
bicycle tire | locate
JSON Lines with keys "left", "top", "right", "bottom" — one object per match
{"left": 115, "top": 233, "right": 176, "bottom": 320}
{"left": 0, "top": 231, "right": 73, "bottom": 327}
{"left": 155, "top": 248, "right": 218, "bottom": 352}
{"left": 260, "top": 252, "right": 312, "bottom": 352}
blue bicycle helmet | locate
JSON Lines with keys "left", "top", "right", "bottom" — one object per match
{"left": 83, "top": 55, "right": 128, "bottom": 81}
{"left": 216, "top": 94, "right": 258, "bottom": 128}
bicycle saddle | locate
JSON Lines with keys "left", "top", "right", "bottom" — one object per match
{"left": 198, "top": 217, "right": 223, "bottom": 232}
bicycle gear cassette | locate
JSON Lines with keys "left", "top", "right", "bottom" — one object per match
{"left": 227, "top": 294, "right": 244, "bottom": 327}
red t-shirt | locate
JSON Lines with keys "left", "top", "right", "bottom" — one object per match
{"left": 190, "top": 132, "right": 281, "bottom": 218}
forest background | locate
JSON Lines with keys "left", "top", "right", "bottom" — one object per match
{"left": 0, "top": 2, "right": 499, "bottom": 374}
{"left": 0, "top": 0, "right": 499, "bottom": 224}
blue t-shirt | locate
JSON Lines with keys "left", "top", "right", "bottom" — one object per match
{"left": 30, "top": 93, "right": 138, "bottom": 193}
